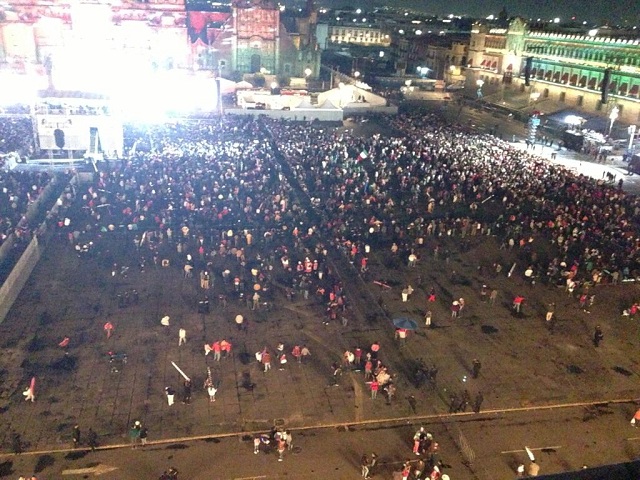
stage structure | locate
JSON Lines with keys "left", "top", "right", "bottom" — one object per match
{"left": 34, "top": 92, "right": 123, "bottom": 159}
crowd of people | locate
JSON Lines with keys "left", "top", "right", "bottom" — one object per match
{"left": 0, "top": 116, "right": 34, "bottom": 156}
{"left": 0, "top": 168, "right": 54, "bottom": 248}
{"left": 5, "top": 106, "right": 640, "bottom": 477}
{"left": 265, "top": 113, "right": 640, "bottom": 287}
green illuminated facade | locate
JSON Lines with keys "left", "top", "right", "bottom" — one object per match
{"left": 467, "top": 19, "right": 640, "bottom": 124}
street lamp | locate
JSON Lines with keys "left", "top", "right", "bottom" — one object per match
{"left": 476, "top": 79, "right": 484, "bottom": 99}
{"left": 354, "top": 71, "right": 360, "bottom": 79}
{"left": 608, "top": 105, "right": 619, "bottom": 136}
{"left": 628, "top": 125, "right": 637, "bottom": 153}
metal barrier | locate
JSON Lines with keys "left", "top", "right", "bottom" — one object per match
{"left": 0, "top": 174, "right": 77, "bottom": 324}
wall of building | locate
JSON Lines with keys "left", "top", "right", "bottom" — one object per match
{"left": 327, "top": 25, "right": 390, "bottom": 47}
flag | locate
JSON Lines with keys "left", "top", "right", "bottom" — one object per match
{"left": 204, "top": 367, "right": 213, "bottom": 388}
{"left": 171, "top": 361, "right": 191, "bottom": 381}
{"left": 358, "top": 150, "right": 368, "bottom": 161}
{"left": 525, "top": 446, "right": 535, "bottom": 462}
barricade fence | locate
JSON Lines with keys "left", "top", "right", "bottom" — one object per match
{"left": 0, "top": 173, "right": 78, "bottom": 324}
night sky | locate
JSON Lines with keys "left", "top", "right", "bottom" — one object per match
{"left": 316, "top": 0, "right": 639, "bottom": 25}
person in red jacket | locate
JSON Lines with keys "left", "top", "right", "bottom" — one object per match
{"left": 370, "top": 379, "right": 379, "bottom": 399}
{"left": 262, "top": 350, "right": 272, "bottom": 372}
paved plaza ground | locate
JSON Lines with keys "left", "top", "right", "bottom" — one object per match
{"left": 1, "top": 112, "right": 640, "bottom": 480}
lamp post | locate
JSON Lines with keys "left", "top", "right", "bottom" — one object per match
{"left": 629, "top": 125, "right": 637, "bottom": 154}
{"left": 476, "top": 79, "right": 484, "bottom": 99}
{"left": 608, "top": 105, "right": 619, "bottom": 137}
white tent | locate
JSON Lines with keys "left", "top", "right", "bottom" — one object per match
{"left": 317, "top": 98, "right": 340, "bottom": 110}
{"left": 294, "top": 96, "right": 315, "bottom": 109}
{"left": 235, "top": 80, "right": 254, "bottom": 90}
{"left": 217, "top": 77, "right": 237, "bottom": 95}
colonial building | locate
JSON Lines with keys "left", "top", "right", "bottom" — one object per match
{"left": 0, "top": 0, "right": 321, "bottom": 86}
{"left": 0, "top": 0, "right": 189, "bottom": 75}
{"left": 207, "top": 0, "right": 321, "bottom": 78}
{"left": 326, "top": 24, "right": 391, "bottom": 47}
{"left": 466, "top": 19, "right": 640, "bottom": 124}
{"left": 421, "top": 36, "right": 468, "bottom": 84}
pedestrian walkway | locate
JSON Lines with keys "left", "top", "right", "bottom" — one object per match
{"left": 509, "top": 140, "right": 640, "bottom": 194}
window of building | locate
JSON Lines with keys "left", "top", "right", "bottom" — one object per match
{"left": 559, "top": 91, "right": 565, "bottom": 102}
{"left": 576, "top": 95, "right": 583, "bottom": 106}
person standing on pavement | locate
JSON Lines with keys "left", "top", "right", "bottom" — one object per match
{"left": 370, "top": 452, "right": 378, "bottom": 473}
{"left": 87, "top": 428, "right": 98, "bottom": 451}
{"left": 262, "top": 349, "right": 272, "bottom": 372}
{"left": 472, "top": 359, "right": 482, "bottom": 379}
{"left": 473, "top": 392, "right": 484, "bottom": 413}
{"left": 129, "top": 421, "right": 141, "bottom": 449}
{"left": 401, "top": 459, "right": 412, "bottom": 480}
{"left": 361, "top": 454, "right": 370, "bottom": 479}
{"left": 207, "top": 384, "right": 217, "bottom": 402}
{"left": 284, "top": 431, "right": 293, "bottom": 451}
{"left": 546, "top": 303, "right": 555, "bottom": 323}
{"left": 165, "top": 387, "right": 175, "bottom": 406}
{"left": 513, "top": 295, "right": 525, "bottom": 313}
{"left": 364, "top": 359, "right": 373, "bottom": 382}
{"left": 292, "top": 345, "right": 302, "bottom": 363}
{"left": 178, "top": 328, "right": 186, "bottom": 346}
{"left": 489, "top": 289, "right": 498, "bottom": 306}
{"left": 182, "top": 380, "right": 192, "bottom": 404}
{"left": 72, "top": 425, "right": 80, "bottom": 448}
{"left": 385, "top": 383, "right": 396, "bottom": 405}
{"left": 139, "top": 426, "right": 148, "bottom": 447}
{"left": 480, "top": 284, "right": 487, "bottom": 302}
{"left": 414, "top": 458, "right": 426, "bottom": 479}
{"left": 593, "top": 325, "right": 604, "bottom": 347}
{"left": 354, "top": 347, "right": 363, "bottom": 369}
{"left": 103, "top": 321, "right": 114, "bottom": 339}
{"left": 370, "top": 379, "right": 379, "bottom": 399}
{"left": 413, "top": 427, "right": 425, "bottom": 455}
{"left": 277, "top": 436, "right": 286, "bottom": 462}
{"left": 425, "top": 310, "right": 432, "bottom": 328}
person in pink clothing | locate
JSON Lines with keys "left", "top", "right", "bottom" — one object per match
{"left": 370, "top": 379, "right": 379, "bottom": 399}
{"left": 401, "top": 460, "right": 411, "bottom": 480}
{"left": 212, "top": 341, "right": 221, "bottom": 361}
{"left": 291, "top": 345, "right": 302, "bottom": 363}
{"left": 222, "top": 339, "right": 232, "bottom": 358}
{"left": 103, "top": 322, "right": 114, "bottom": 339}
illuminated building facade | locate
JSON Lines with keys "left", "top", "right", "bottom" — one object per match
{"left": 466, "top": 19, "right": 640, "bottom": 124}
{"left": 206, "top": 0, "right": 321, "bottom": 78}
{"left": 0, "top": 0, "right": 188, "bottom": 81}
{"left": 0, "top": 0, "right": 320, "bottom": 90}
{"left": 327, "top": 25, "right": 391, "bottom": 47}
